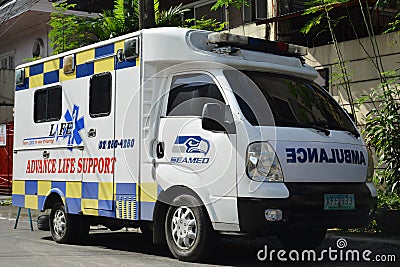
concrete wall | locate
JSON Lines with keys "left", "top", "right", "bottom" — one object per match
{"left": 0, "top": 22, "right": 51, "bottom": 68}
{"left": 305, "top": 31, "right": 400, "bottom": 124}
{"left": 0, "top": 69, "right": 14, "bottom": 123}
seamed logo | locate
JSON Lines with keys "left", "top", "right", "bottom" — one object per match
{"left": 171, "top": 136, "right": 210, "bottom": 164}
{"left": 286, "top": 147, "right": 366, "bottom": 165}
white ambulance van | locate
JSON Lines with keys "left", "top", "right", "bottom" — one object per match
{"left": 13, "top": 28, "right": 377, "bottom": 261}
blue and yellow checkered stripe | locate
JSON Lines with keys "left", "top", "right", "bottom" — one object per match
{"left": 16, "top": 41, "right": 140, "bottom": 91}
{"left": 12, "top": 180, "right": 159, "bottom": 220}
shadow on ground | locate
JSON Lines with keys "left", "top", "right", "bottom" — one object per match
{"left": 40, "top": 230, "right": 399, "bottom": 266}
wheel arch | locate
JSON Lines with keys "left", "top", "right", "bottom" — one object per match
{"left": 41, "top": 189, "right": 65, "bottom": 212}
{"left": 152, "top": 185, "right": 215, "bottom": 244}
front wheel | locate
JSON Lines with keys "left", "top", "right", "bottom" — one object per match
{"left": 165, "top": 195, "right": 215, "bottom": 261}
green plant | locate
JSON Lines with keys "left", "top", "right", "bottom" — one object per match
{"left": 0, "top": 199, "right": 11, "bottom": 206}
{"left": 357, "top": 73, "right": 400, "bottom": 195}
{"left": 211, "top": 0, "right": 249, "bottom": 31}
{"left": 156, "top": 4, "right": 189, "bottom": 27}
{"left": 48, "top": 1, "right": 192, "bottom": 54}
{"left": 48, "top": 3, "right": 104, "bottom": 54}
{"left": 22, "top": 57, "right": 42, "bottom": 63}
{"left": 100, "top": 0, "right": 139, "bottom": 38}
{"left": 378, "top": 191, "right": 400, "bottom": 210}
{"left": 185, "top": 17, "right": 226, "bottom": 32}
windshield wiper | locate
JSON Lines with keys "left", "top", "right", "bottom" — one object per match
{"left": 277, "top": 119, "right": 331, "bottom": 136}
{"left": 311, "top": 122, "right": 360, "bottom": 138}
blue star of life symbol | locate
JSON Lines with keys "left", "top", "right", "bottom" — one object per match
{"left": 63, "top": 104, "right": 85, "bottom": 148}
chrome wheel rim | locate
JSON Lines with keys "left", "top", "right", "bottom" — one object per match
{"left": 53, "top": 209, "right": 66, "bottom": 238}
{"left": 171, "top": 206, "right": 197, "bottom": 250}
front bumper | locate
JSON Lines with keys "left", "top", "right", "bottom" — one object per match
{"left": 238, "top": 183, "right": 377, "bottom": 234}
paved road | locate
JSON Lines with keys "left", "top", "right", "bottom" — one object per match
{"left": 0, "top": 209, "right": 399, "bottom": 266}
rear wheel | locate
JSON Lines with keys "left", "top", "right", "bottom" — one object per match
{"left": 165, "top": 195, "right": 215, "bottom": 261}
{"left": 50, "top": 202, "right": 85, "bottom": 243}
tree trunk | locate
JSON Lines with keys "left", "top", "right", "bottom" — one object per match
{"left": 139, "top": 0, "right": 156, "bottom": 29}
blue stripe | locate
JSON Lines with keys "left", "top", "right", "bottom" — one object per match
{"left": 16, "top": 78, "right": 29, "bottom": 91}
{"left": 44, "top": 70, "right": 59, "bottom": 85}
{"left": 82, "top": 182, "right": 98, "bottom": 199}
{"left": 12, "top": 194, "right": 25, "bottom": 207}
{"left": 99, "top": 200, "right": 113, "bottom": 210}
{"left": 140, "top": 202, "right": 155, "bottom": 220}
{"left": 24, "top": 136, "right": 52, "bottom": 141}
{"left": 30, "top": 63, "right": 44, "bottom": 76}
{"left": 115, "top": 58, "right": 136, "bottom": 70}
{"left": 25, "top": 180, "right": 38, "bottom": 195}
{"left": 116, "top": 183, "right": 136, "bottom": 195}
{"left": 95, "top": 44, "right": 114, "bottom": 58}
{"left": 99, "top": 209, "right": 115, "bottom": 218}
{"left": 59, "top": 58, "right": 63, "bottom": 69}
{"left": 51, "top": 181, "right": 66, "bottom": 194}
{"left": 38, "top": 196, "right": 46, "bottom": 210}
{"left": 66, "top": 198, "right": 81, "bottom": 214}
{"left": 76, "top": 62, "right": 94, "bottom": 78}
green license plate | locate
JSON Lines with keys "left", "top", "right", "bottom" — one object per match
{"left": 324, "top": 194, "right": 355, "bottom": 210}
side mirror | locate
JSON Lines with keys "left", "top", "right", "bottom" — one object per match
{"left": 201, "top": 103, "right": 236, "bottom": 133}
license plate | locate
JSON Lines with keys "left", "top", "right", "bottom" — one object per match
{"left": 324, "top": 194, "right": 355, "bottom": 210}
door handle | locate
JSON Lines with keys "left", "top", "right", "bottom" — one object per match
{"left": 156, "top": 141, "right": 164, "bottom": 159}
{"left": 88, "top": 128, "right": 96, "bottom": 138}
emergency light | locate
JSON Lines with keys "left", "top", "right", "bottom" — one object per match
{"left": 208, "top": 32, "right": 307, "bottom": 57}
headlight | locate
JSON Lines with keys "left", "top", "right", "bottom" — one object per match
{"left": 366, "top": 147, "right": 374, "bottom": 182}
{"left": 246, "top": 142, "right": 284, "bottom": 182}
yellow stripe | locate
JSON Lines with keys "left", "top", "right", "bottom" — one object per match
{"left": 82, "top": 199, "right": 98, "bottom": 216}
{"left": 99, "top": 182, "right": 113, "bottom": 200}
{"left": 114, "top": 40, "right": 124, "bottom": 52}
{"left": 136, "top": 57, "right": 140, "bottom": 66}
{"left": 116, "top": 201, "right": 120, "bottom": 218}
{"left": 83, "top": 208, "right": 98, "bottom": 216}
{"left": 25, "top": 195, "right": 38, "bottom": 209}
{"left": 139, "top": 183, "right": 158, "bottom": 202}
{"left": 29, "top": 73, "right": 43, "bottom": 88}
{"left": 44, "top": 59, "right": 59, "bottom": 72}
{"left": 25, "top": 67, "right": 30, "bottom": 78}
{"left": 66, "top": 181, "right": 81, "bottom": 198}
{"left": 94, "top": 57, "right": 114, "bottom": 74}
{"left": 12, "top": 180, "right": 25, "bottom": 194}
{"left": 76, "top": 49, "right": 95, "bottom": 65}
{"left": 59, "top": 69, "right": 75, "bottom": 82}
{"left": 38, "top": 181, "right": 51, "bottom": 196}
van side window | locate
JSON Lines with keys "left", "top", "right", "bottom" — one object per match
{"left": 90, "top": 72, "right": 112, "bottom": 117}
{"left": 166, "top": 73, "right": 225, "bottom": 116}
{"left": 34, "top": 86, "right": 62, "bottom": 123}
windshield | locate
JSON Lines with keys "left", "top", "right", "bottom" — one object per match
{"left": 224, "top": 70, "right": 357, "bottom": 133}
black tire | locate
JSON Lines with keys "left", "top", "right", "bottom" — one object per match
{"left": 49, "top": 202, "right": 80, "bottom": 243}
{"left": 165, "top": 195, "right": 215, "bottom": 261}
{"left": 278, "top": 228, "right": 327, "bottom": 249}
{"left": 37, "top": 215, "right": 50, "bottom": 231}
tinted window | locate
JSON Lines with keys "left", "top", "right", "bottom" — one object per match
{"left": 90, "top": 72, "right": 112, "bottom": 117}
{"left": 224, "top": 70, "right": 357, "bottom": 133}
{"left": 34, "top": 86, "right": 62, "bottom": 123}
{"left": 167, "top": 74, "right": 225, "bottom": 116}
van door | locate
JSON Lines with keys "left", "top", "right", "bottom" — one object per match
{"left": 155, "top": 72, "right": 237, "bottom": 213}
{"left": 81, "top": 72, "right": 115, "bottom": 215}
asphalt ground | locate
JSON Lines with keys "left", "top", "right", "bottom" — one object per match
{"left": 0, "top": 203, "right": 399, "bottom": 266}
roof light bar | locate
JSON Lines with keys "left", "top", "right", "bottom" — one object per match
{"left": 208, "top": 32, "right": 307, "bottom": 57}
